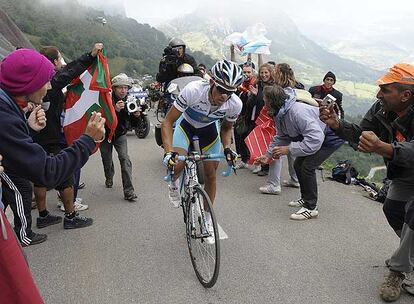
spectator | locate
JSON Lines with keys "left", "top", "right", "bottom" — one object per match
{"left": 234, "top": 62, "right": 256, "bottom": 169}
{"left": 1, "top": 94, "right": 47, "bottom": 244}
{"left": 246, "top": 63, "right": 275, "bottom": 175}
{"left": 309, "top": 71, "right": 344, "bottom": 118}
{"left": 156, "top": 38, "right": 198, "bottom": 87}
{"left": 320, "top": 63, "right": 414, "bottom": 302}
{"left": 99, "top": 73, "right": 138, "bottom": 202}
{"left": 255, "top": 84, "right": 342, "bottom": 220}
{"left": 32, "top": 44, "right": 102, "bottom": 231}
{"left": 0, "top": 49, "right": 104, "bottom": 239}
{"left": 257, "top": 63, "right": 301, "bottom": 195}
{"left": 197, "top": 63, "right": 210, "bottom": 80}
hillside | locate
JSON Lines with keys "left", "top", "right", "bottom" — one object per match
{"left": 0, "top": 7, "right": 33, "bottom": 58}
{"left": 0, "top": 0, "right": 214, "bottom": 77}
{"left": 159, "top": 4, "right": 384, "bottom": 116}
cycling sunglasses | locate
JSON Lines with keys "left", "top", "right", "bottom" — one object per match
{"left": 214, "top": 83, "right": 234, "bottom": 97}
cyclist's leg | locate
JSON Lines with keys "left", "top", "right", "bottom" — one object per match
{"left": 203, "top": 161, "right": 219, "bottom": 204}
{"left": 199, "top": 121, "right": 221, "bottom": 204}
{"left": 172, "top": 116, "right": 192, "bottom": 177}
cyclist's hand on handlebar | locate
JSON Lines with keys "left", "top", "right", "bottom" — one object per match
{"left": 163, "top": 152, "right": 178, "bottom": 168}
{"left": 224, "top": 148, "right": 238, "bottom": 166}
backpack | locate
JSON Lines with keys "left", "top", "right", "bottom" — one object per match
{"left": 374, "top": 178, "right": 391, "bottom": 204}
{"left": 331, "top": 160, "right": 359, "bottom": 185}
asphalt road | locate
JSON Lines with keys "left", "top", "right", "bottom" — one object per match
{"left": 24, "top": 119, "right": 413, "bottom": 304}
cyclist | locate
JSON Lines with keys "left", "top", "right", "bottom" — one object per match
{"left": 161, "top": 59, "right": 243, "bottom": 222}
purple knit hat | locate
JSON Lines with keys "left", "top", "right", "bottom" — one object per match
{"left": 0, "top": 49, "right": 55, "bottom": 96}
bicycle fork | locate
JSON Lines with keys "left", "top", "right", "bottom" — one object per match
{"left": 187, "top": 165, "right": 210, "bottom": 240}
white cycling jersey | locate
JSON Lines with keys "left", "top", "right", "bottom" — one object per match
{"left": 173, "top": 80, "right": 242, "bottom": 129}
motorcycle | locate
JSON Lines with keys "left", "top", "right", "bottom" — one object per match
{"left": 126, "top": 87, "right": 151, "bottom": 139}
{"left": 154, "top": 75, "right": 203, "bottom": 147}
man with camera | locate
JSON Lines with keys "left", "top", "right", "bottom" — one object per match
{"left": 156, "top": 38, "right": 198, "bottom": 87}
{"left": 99, "top": 73, "right": 138, "bottom": 202}
{"left": 309, "top": 71, "right": 344, "bottom": 119}
{"left": 320, "top": 63, "right": 414, "bottom": 302}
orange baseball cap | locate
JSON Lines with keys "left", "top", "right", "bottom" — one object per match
{"left": 377, "top": 63, "right": 414, "bottom": 85}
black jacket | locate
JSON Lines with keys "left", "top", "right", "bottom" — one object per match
{"left": 0, "top": 89, "right": 95, "bottom": 188}
{"left": 335, "top": 101, "right": 414, "bottom": 183}
{"left": 245, "top": 82, "right": 266, "bottom": 127}
{"left": 31, "top": 52, "right": 96, "bottom": 146}
{"left": 106, "top": 94, "right": 129, "bottom": 141}
{"left": 156, "top": 53, "right": 198, "bottom": 85}
{"left": 309, "top": 85, "right": 344, "bottom": 119}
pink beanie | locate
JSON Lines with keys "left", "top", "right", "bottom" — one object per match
{"left": 0, "top": 49, "right": 55, "bottom": 96}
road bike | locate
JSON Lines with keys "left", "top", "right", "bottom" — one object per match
{"left": 164, "top": 138, "right": 235, "bottom": 288}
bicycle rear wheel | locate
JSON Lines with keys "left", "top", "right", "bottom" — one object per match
{"left": 186, "top": 185, "right": 220, "bottom": 288}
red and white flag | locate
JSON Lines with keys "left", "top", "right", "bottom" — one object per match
{"left": 244, "top": 106, "right": 276, "bottom": 163}
{"left": 63, "top": 49, "right": 117, "bottom": 150}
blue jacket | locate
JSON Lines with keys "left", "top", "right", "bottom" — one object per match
{"left": 0, "top": 89, "right": 96, "bottom": 188}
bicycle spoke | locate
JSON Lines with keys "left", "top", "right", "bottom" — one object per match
{"left": 186, "top": 185, "right": 220, "bottom": 287}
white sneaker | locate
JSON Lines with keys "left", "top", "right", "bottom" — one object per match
{"left": 58, "top": 197, "right": 83, "bottom": 209}
{"left": 282, "top": 179, "right": 300, "bottom": 188}
{"left": 168, "top": 185, "right": 181, "bottom": 208}
{"left": 290, "top": 207, "right": 318, "bottom": 220}
{"left": 74, "top": 200, "right": 89, "bottom": 211}
{"left": 60, "top": 199, "right": 89, "bottom": 212}
{"left": 259, "top": 184, "right": 281, "bottom": 195}
{"left": 57, "top": 193, "right": 84, "bottom": 203}
{"left": 204, "top": 212, "right": 215, "bottom": 244}
{"left": 288, "top": 198, "right": 305, "bottom": 207}
{"left": 234, "top": 161, "right": 249, "bottom": 169}
{"left": 252, "top": 165, "right": 262, "bottom": 174}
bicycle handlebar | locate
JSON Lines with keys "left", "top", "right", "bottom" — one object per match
{"left": 163, "top": 153, "right": 235, "bottom": 182}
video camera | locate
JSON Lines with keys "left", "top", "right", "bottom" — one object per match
{"left": 163, "top": 46, "right": 180, "bottom": 65}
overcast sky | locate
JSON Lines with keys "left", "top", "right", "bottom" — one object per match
{"left": 79, "top": 0, "right": 414, "bottom": 49}
{"left": 123, "top": 0, "right": 412, "bottom": 28}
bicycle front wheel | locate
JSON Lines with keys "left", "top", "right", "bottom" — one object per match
{"left": 186, "top": 185, "right": 220, "bottom": 288}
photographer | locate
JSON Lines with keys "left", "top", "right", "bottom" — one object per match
{"left": 99, "top": 73, "right": 138, "bottom": 202}
{"left": 156, "top": 38, "right": 198, "bottom": 86}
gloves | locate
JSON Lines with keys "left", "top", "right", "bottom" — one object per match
{"left": 163, "top": 152, "right": 178, "bottom": 168}
{"left": 223, "top": 148, "right": 238, "bottom": 166}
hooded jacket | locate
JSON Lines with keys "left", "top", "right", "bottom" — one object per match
{"left": 266, "top": 88, "right": 327, "bottom": 158}
{"left": 0, "top": 89, "right": 96, "bottom": 188}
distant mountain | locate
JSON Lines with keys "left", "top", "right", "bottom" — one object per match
{"left": 159, "top": 4, "right": 385, "bottom": 116}
{"left": 325, "top": 39, "right": 413, "bottom": 71}
{"left": 74, "top": 0, "right": 127, "bottom": 17}
{"left": 292, "top": 12, "right": 414, "bottom": 72}
{"left": 0, "top": 7, "right": 34, "bottom": 59}
{"left": 159, "top": 4, "right": 381, "bottom": 84}
{"left": 0, "top": 0, "right": 214, "bottom": 77}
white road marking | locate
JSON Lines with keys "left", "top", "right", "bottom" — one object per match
{"left": 217, "top": 224, "right": 228, "bottom": 240}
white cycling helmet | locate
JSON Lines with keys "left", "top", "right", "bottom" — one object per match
{"left": 177, "top": 63, "right": 194, "bottom": 74}
{"left": 210, "top": 59, "right": 244, "bottom": 91}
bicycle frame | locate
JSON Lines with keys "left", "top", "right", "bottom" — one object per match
{"left": 163, "top": 151, "right": 236, "bottom": 287}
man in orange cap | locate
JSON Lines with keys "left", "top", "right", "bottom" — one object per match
{"left": 320, "top": 63, "right": 414, "bottom": 302}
